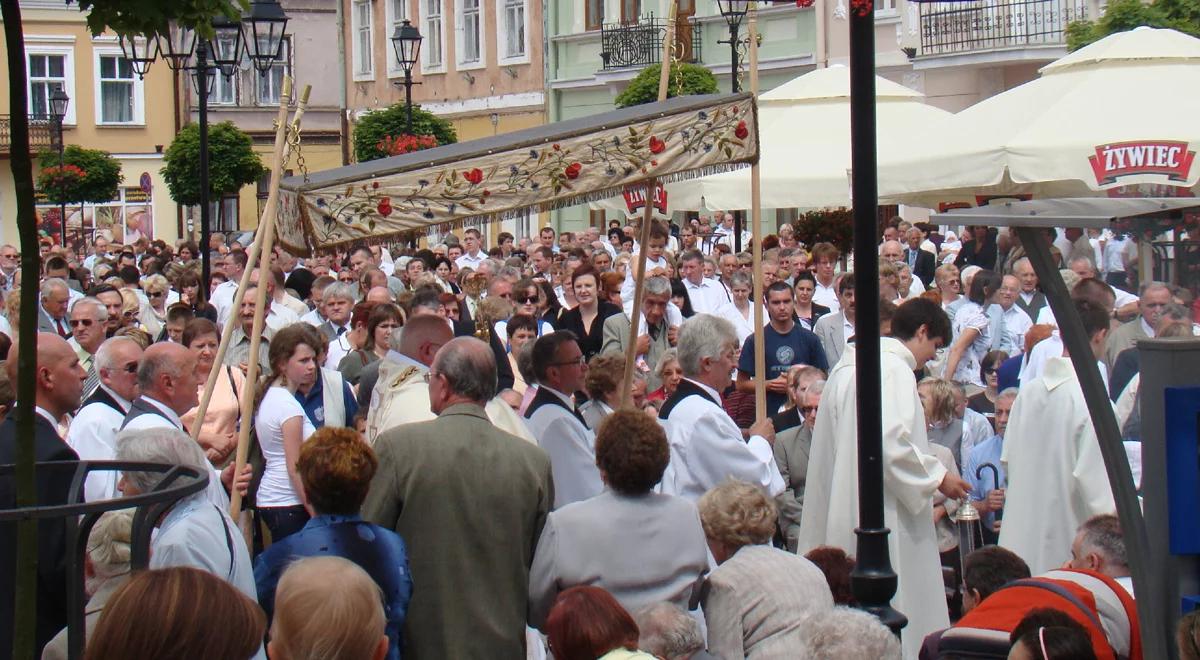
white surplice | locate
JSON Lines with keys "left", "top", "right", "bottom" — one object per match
{"left": 796, "top": 338, "right": 949, "bottom": 659}
{"left": 999, "top": 356, "right": 1116, "bottom": 575}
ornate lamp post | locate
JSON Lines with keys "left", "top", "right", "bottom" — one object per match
{"left": 716, "top": 0, "right": 749, "bottom": 253}
{"left": 48, "top": 89, "right": 69, "bottom": 248}
{"left": 391, "top": 20, "right": 424, "bottom": 135}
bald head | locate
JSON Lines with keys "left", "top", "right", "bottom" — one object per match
{"left": 9, "top": 333, "right": 85, "bottom": 418}
{"left": 431, "top": 336, "right": 497, "bottom": 406}
{"left": 138, "top": 342, "right": 198, "bottom": 413}
{"left": 365, "top": 286, "right": 393, "bottom": 305}
{"left": 398, "top": 314, "right": 453, "bottom": 367}
{"left": 880, "top": 240, "right": 904, "bottom": 263}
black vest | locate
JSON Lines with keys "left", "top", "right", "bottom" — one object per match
{"left": 81, "top": 386, "right": 125, "bottom": 415}
{"left": 659, "top": 378, "right": 718, "bottom": 420}
{"left": 120, "top": 397, "right": 182, "bottom": 431}
{"left": 524, "top": 387, "right": 587, "bottom": 427}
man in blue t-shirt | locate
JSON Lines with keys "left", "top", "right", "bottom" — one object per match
{"left": 737, "top": 281, "right": 829, "bottom": 413}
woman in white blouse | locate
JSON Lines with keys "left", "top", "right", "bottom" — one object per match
{"left": 943, "top": 269, "right": 1002, "bottom": 388}
{"left": 253, "top": 324, "right": 319, "bottom": 542}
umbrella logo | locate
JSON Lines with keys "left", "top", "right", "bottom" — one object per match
{"left": 1089, "top": 140, "right": 1196, "bottom": 186}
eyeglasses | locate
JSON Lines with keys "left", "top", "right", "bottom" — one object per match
{"left": 121, "top": 363, "right": 138, "bottom": 373}
{"left": 983, "top": 367, "right": 997, "bottom": 376}
{"left": 517, "top": 296, "right": 538, "bottom": 304}
{"left": 69, "top": 319, "right": 95, "bottom": 327}
{"left": 551, "top": 355, "right": 586, "bottom": 367}
{"left": 148, "top": 290, "right": 165, "bottom": 298}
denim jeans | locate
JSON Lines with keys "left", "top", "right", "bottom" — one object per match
{"left": 258, "top": 505, "right": 310, "bottom": 544}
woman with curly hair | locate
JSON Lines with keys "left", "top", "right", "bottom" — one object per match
{"left": 528, "top": 410, "right": 708, "bottom": 631}
{"left": 698, "top": 479, "right": 834, "bottom": 658}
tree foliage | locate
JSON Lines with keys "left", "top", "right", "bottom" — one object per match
{"left": 1066, "top": 0, "right": 1200, "bottom": 50}
{"left": 161, "top": 121, "right": 265, "bottom": 206}
{"left": 614, "top": 63, "right": 719, "bottom": 108}
{"left": 792, "top": 208, "right": 855, "bottom": 256}
{"left": 37, "top": 145, "right": 123, "bottom": 204}
{"left": 73, "top": 0, "right": 246, "bottom": 40}
{"left": 353, "top": 104, "right": 457, "bottom": 163}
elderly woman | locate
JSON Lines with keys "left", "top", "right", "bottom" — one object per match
{"left": 181, "top": 318, "right": 246, "bottom": 466}
{"left": 727, "top": 271, "right": 756, "bottom": 345}
{"left": 41, "top": 511, "right": 133, "bottom": 660}
{"left": 578, "top": 354, "right": 624, "bottom": 430}
{"left": 338, "top": 303, "right": 404, "bottom": 386}
{"left": 142, "top": 273, "right": 173, "bottom": 331}
{"left": 253, "top": 428, "right": 411, "bottom": 660}
{"left": 529, "top": 411, "right": 709, "bottom": 630}
{"left": 645, "top": 348, "right": 683, "bottom": 403}
{"left": 698, "top": 480, "right": 834, "bottom": 658}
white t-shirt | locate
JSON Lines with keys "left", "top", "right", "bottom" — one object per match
{"left": 254, "top": 386, "right": 316, "bottom": 507}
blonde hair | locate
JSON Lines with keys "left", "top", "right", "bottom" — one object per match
{"left": 140, "top": 273, "right": 169, "bottom": 295}
{"left": 917, "top": 377, "right": 957, "bottom": 426}
{"left": 270, "top": 556, "right": 386, "bottom": 660}
{"left": 698, "top": 479, "right": 777, "bottom": 550}
{"left": 86, "top": 510, "right": 133, "bottom": 594}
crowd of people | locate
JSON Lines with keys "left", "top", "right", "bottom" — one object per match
{"left": 0, "top": 215, "right": 1196, "bottom": 660}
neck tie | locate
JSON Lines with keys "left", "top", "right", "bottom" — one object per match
{"left": 56, "top": 318, "right": 69, "bottom": 338}
{"left": 336, "top": 325, "right": 346, "bottom": 337}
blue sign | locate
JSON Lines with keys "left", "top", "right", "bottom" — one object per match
{"left": 1166, "top": 386, "right": 1200, "bottom": 554}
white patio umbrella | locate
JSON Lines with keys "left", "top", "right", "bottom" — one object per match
{"left": 877, "top": 27, "right": 1200, "bottom": 208}
{"left": 593, "top": 64, "right": 952, "bottom": 214}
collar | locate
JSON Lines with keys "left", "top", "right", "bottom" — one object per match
{"left": 540, "top": 385, "right": 575, "bottom": 408}
{"left": 683, "top": 378, "right": 722, "bottom": 403}
{"left": 1140, "top": 317, "right": 1154, "bottom": 338}
{"left": 438, "top": 402, "right": 491, "bottom": 421}
{"left": 34, "top": 406, "right": 59, "bottom": 428}
{"left": 1020, "top": 290, "right": 1036, "bottom": 303}
{"left": 305, "top": 513, "right": 363, "bottom": 529}
{"left": 100, "top": 383, "right": 133, "bottom": 412}
{"left": 386, "top": 350, "right": 429, "bottom": 372}
{"left": 140, "top": 395, "right": 184, "bottom": 427}
{"left": 685, "top": 278, "right": 708, "bottom": 289}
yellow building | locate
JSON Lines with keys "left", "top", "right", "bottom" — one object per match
{"left": 0, "top": 3, "right": 179, "bottom": 249}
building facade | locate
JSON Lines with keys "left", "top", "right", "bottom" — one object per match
{"left": 0, "top": 0, "right": 178, "bottom": 248}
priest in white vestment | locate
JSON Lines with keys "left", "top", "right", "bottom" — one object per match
{"left": 797, "top": 298, "right": 969, "bottom": 659}
{"left": 1000, "top": 298, "right": 1117, "bottom": 576}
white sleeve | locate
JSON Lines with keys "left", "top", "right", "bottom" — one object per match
{"left": 689, "top": 410, "right": 784, "bottom": 496}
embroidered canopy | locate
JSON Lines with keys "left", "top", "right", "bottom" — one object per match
{"left": 277, "top": 93, "right": 759, "bottom": 254}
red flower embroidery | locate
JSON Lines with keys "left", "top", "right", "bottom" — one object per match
{"left": 734, "top": 120, "right": 749, "bottom": 139}
{"left": 463, "top": 168, "right": 484, "bottom": 185}
{"left": 564, "top": 163, "right": 582, "bottom": 179}
{"left": 372, "top": 181, "right": 380, "bottom": 189}
{"left": 553, "top": 143, "right": 561, "bottom": 151}
{"left": 377, "top": 198, "right": 393, "bottom": 217}
{"left": 649, "top": 136, "right": 666, "bottom": 154}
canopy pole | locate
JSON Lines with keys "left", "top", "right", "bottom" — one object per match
{"left": 1015, "top": 226, "right": 1164, "bottom": 660}
{"left": 192, "top": 79, "right": 309, "bottom": 443}
{"left": 230, "top": 79, "right": 309, "bottom": 519}
{"left": 748, "top": 3, "right": 765, "bottom": 421}
{"left": 621, "top": 0, "right": 676, "bottom": 408}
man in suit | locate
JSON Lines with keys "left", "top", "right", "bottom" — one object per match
{"left": 525, "top": 331, "right": 603, "bottom": 508}
{"left": 0, "top": 333, "right": 86, "bottom": 658}
{"left": 38, "top": 278, "right": 72, "bottom": 338}
{"left": 122, "top": 342, "right": 198, "bottom": 433}
{"left": 67, "top": 297, "right": 107, "bottom": 399}
{"left": 363, "top": 337, "right": 554, "bottom": 660}
{"left": 1104, "top": 281, "right": 1171, "bottom": 369}
{"left": 317, "top": 282, "right": 355, "bottom": 340}
{"left": 906, "top": 227, "right": 937, "bottom": 288}
{"left": 812, "top": 273, "right": 857, "bottom": 368}
{"left": 600, "top": 276, "right": 675, "bottom": 391}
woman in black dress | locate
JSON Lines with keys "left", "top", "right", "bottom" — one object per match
{"left": 553, "top": 264, "right": 620, "bottom": 361}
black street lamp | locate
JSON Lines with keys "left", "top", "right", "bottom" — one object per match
{"left": 391, "top": 20, "right": 423, "bottom": 135}
{"left": 48, "top": 89, "right": 69, "bottom": 248}
{"left": 716, "top": 0, "right": 749, "bottom": 253}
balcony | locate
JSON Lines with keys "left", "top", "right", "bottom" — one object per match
{"left": 918, "top": 0, "right": 1090, "bottom": 59}
{"left": 0, "top": 115, "right": 55, "bottom": 155}
{"left": 599, "top": 14, "right": 703, "bottom": 71}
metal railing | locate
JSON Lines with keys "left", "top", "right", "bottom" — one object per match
{"left": 918, "top": 0, "right": 1090, "bottom": 57}
{"left": 599, "top": 14, "right": 703, "bottom": 70}
{"left": 0, "top": 114, "right": 56, "bottom": 154}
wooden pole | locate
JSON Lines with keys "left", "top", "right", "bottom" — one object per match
{"left": 621, "top": 1, "right": 677, "bottom": 407}
{"left": 191, "top": 80, "right": 308, "bottom": 442}
{"left": 229, "top": 79, "right": 308, "bottom": 519}
{"left": 749, "top": 3, "right": 766, "bottom": 421}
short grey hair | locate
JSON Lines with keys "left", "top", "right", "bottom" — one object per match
{"left": 95, "top": 336, "right": 140, "bottom": 371}
{"left": 677, "top": 313, "right": 736, "bottom": 378}
{"left": 633, "top": 603, "right": 704, "bottom": 660}
{"left": 799, "top": 607, "right": 902, "bottom": 658}
{"left": 71, "top": 296, "right": 109, "bottom": 321}
{"left": 1139, "top": 280, "right": 1171, "bottom": 297}
{"left": 1077, "top": 514, "right": 1127, "bottom": 569}
{"left": 654, "top": 348, "right": 678, "bottom": 379}
{"left": 728, "top": 271, "right": 752, "bottom": 289}
{"left": 116, "top": 428, "right": 210, "bottom": 498}
{"left": 807, "top": 379, "right": 826, "bottom": 396}
{"left": 644, "top": 275, "right": 671, "bottom": 297}
{"left": 322, "top": 282, "right": 355, "bottom": 304}
{"left": 998, "top": 386, "right": 1020, "bottom": 401}
{"left": 497, "top": 266, "right": 522, "bottom": 282}
{"left": 86, "top": 510, "right": 132, "bottom": 589}
{"left": 41, "top": 277, "right": 68, "bottom": 299}
{"left": 432, "top": 336, "right": 497, "bottom": 403}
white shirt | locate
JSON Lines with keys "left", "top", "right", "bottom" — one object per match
{"left": 813, "top": 279, "right": 840, "bottom": 312}
{"left": 123, "top": 395, "right": 185, "bottom": 432}
{"left": 151, "top": 495, "right": 259, "bottom": 603}
{"left": 211, "top": 280, "right": 239, "bottom": 326}
{"left": 455, "top": 250, "right": 485, "bottom": 271}
{"left": 525, "top": 385, "right": 602, "bottom": 509}
{"left": 659, "top": 378, "right": 784, "bottom": 501}
{"left": 66, "top": 384, "right": 131, "bottom": 502}
{"left": 301, "top": 307, "right": 324, "bottom": 326}
{"left": 254, "top": 386, "right": 316, "bottom": 507}
{"left": 682, "top": 277, "right": 732, "bottom": 316}
{"left": 995, "top": 304, "right": 1033, "bottom": 356}
{"left": 264, "top": 303, "right": 301, "bottom": 333}
{"left": 325, "top": 331, "right": 354, "bottom": 370}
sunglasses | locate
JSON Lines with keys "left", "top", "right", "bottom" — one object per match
{"left": 69, "top": 319, "right": 95, "bottom": 327}
{"left": 517, "top": 296, "right": 538, "bottom": 304}
{"left": 148, "top": 290, "right": 165, "bottom": 298}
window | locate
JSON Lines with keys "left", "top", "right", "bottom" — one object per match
{"left": 209, "top": 195, "right": 240, "bottom": 232}
{"left": 28, "top": 52, "right": 72, "bottom": 121}
{"left": 352, "top": 0, "right": 373, "bottom": 79}
{"left": 459, "top": 0, "right": 481, "bottom": 64}
{"left": 211, "top": 35, "right": 238, "bottom": 105}
{"left": 386, "top": 0, "right": 408, "bottom": 74}
{"left": 620, "top": 0, "right": 640, "bottom": 24}
{"left": 585, "top": 0, "right": 604, "bottom": 31}
{"left": 96, "top": 54, "right": 140, "bottom": 124}
{"left": 256, "top": 37, "right": 290, "bottom": 105}
{"left": 874, "top": 0, "right": 896, "bottom": 13}
{"left": 499, "top": 0, "right": 527, "bottom": 62}
{"left": 423, "top": 0, "right": 443, "bottom": 69}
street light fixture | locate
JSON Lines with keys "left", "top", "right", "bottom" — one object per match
{"left": 157, "top": 21, "right": 197, "bottom": 71}
{"left": 118, "top": 34, "right": 157, "bottom": 78}
{"left": 244, "top": 0, "right": 290, "bottom": 74}
{"left": 48, "top": 89, "right": 70, "bottom": 248}
{"left": 390, "top": 20, "right": 424, "bottom": 135}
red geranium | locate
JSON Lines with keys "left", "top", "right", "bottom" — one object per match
{"left": 734, "top": 120, "right": 749, "bottom": 139}
{"left": 564, "top": 163, "right": 582, "bottom": 179}
{"left": 463, "top": 168, "right": 484, "bottom": 185}
{"left": 648, "top": 136, "right": 666, "bottom": 154}
{"left": 376, "top": 133, "right": 439, "bottom": 157}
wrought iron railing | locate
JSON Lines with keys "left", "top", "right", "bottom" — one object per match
{"left": 918, "top": 0, "right": 1090, "bottom": 57}
{"left": 0, "top": 114, "right": 56, "bottom": 154}
{"left": 599, "top": 14, "right": 703, "bottom": 70}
